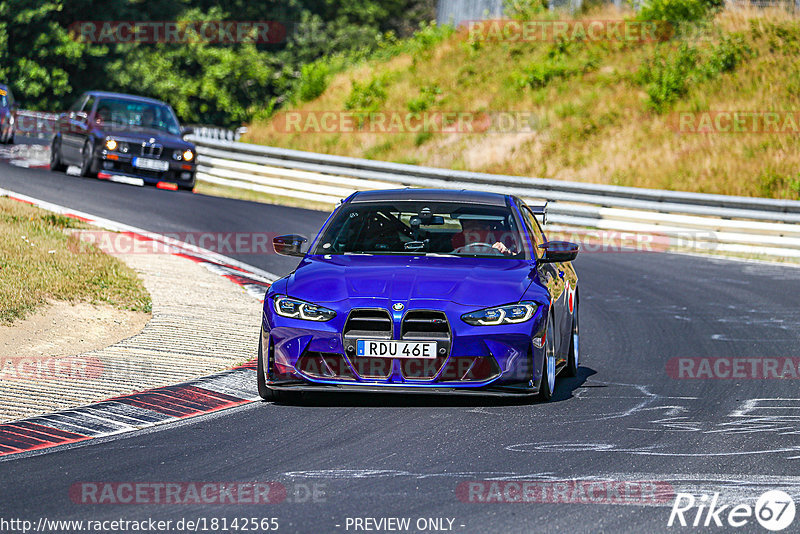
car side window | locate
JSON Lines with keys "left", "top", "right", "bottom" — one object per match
{"left": 69, "top": 95, "right": 87, "bottom": 113}
{"left": 521, "top": 206, "right": 546, "bottom": 259}
{"left": 82, "top": 96, "right": 95, "bottom": 114}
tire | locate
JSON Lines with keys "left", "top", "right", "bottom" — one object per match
{"left": 50, "top": 137, "right": 67, "bottom": 172}
{"left": 537, "top": 313, "right": 557, "bottom": 402}
{"left": 79, "top": 140, "right": 96, "bottom": 177}
{"left": 564, "top": 292, "right": 579, "bottom": 378}
{"left": 257, "top": 336, "right": 277, "bottom": 401}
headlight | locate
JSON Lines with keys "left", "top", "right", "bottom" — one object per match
{"left": 104, "top": 139, "right": 127, "bottom": 153}
{"left": 182, "top": 149, "right": 194, "bottom": 161}
{"left": 273, "top": 296, "right": 336, "bottom": 322}
{"left": 461, "top": 302, "right": 538, "bottom": 326}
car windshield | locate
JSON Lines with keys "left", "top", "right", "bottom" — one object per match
{"left": 94, "top": 98, "right": 181, "bottom": 135}
{"left": 312, "top": 201, "right": 527, "bottom": 258}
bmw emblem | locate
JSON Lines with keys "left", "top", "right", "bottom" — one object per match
{"left": 392, "top": 303, "right": 404, "bottom": 311}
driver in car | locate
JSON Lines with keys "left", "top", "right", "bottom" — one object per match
{"left": 95, "top": 106, "right": 111, "bottom": 125}
{"left": 452, "top": 217, "right": 515, "bottom": 255}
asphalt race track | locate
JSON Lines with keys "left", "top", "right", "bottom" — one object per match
{"left": 2, "top": 155, "right": 800, "bottom": 533}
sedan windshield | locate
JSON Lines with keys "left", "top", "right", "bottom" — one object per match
{"left": 312, "top": 201, "right": 527, "bottom": 258}
{"left": 94, "top": 98, "right": 181, "bottom": 135}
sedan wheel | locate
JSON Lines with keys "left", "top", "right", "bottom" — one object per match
{"left": 257, "top": 337, "right": 277, "bottom": 402}
{"left": 537, "top": 314, "right": 557, "bottom": 402}
{"left": 79, "top": 140, "right": 96, "bottom": 177}
{"left": 50, "top": 137, "right": 67, "bottom": 172}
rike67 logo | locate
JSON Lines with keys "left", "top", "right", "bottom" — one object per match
{"left": 668, "top": 490, "right": 796, "bottom": 531}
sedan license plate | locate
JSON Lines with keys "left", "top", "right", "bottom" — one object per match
{"left": 132, "top": 157, "right": 169, "bottom": 172}
{"left": 357, "top": 340, "right": 437, "bottom": 359}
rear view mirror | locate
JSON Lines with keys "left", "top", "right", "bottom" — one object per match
{"left": 538, "top": 241, "right": 579, "bottom": 263}
{"left": 273, "top": 234, "right": 308, "bottom": 257}
{"left": 410, "top": 215, "right": 445, "bottom": 227}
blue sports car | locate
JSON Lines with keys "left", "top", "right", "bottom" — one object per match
{"left": 258, "top": 189, "right": 580, "bottom": 401}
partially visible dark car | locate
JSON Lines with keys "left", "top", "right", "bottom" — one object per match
{"left": 0, "top": 84, "right": 16, "bottom": 144}
{"left": 50, "top": 91, "right": 196, "bottom": 190}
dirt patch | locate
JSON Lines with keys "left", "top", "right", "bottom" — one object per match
{"left": 0, "top": 301, "right": 149, "bottom": 359}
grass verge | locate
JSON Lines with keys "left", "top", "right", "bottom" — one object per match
{"left": 245, "top": 5, "right": 800, "bottom": 200}
{"left": 0, "top": 197, "right": 152, "bottom": 324}
{"left": 194, "top": 180, "right": 334, "bottom": 212}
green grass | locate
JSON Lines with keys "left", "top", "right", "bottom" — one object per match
{"left": 0, "top": 197, "right": 151, "bottom": 324}
{"left": 245, "top": 6, "right": 800, "bottom": 200}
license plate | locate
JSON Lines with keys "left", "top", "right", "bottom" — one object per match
{"left": 132, "top": 157, "right": 169, "bottom": 171}
{"left": 356, "top": 340, "right": 437, "bottom": 359}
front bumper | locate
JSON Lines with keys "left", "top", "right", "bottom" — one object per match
{"left": 97, "top": 150, "right": 196, "bottom": 187}
{"left": 261, "top": 302, "right": 549, "bottom": 394}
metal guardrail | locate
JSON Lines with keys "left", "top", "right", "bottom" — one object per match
{"left": 187, "top": 136, "right": 800, "bottom": 259}
{"left": 187, "top": 125, "right": 247, "bottom": 142}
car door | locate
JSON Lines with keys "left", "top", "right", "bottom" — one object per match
{"left": 60, "top": 94, "right": 88, "bottom": 162}
{"left": 63, "top": 94, "right": 96, "bottom": 163}
{"left": 521, "top": 205, "right": 569, "bottom": 355}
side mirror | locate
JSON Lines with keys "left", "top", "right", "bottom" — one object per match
{"left": 538, "top": 241, "right": 579, "bottom": 263}
{"left": 181, "top": 126, "right": 194, "bottom": 137}
{"left": 273, "top": 234, "right": 308, "bottom": 257}
{"left": 75, "top": 111, "right": 88, "bottom": 122}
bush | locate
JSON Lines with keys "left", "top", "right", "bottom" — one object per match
{"left": 637, "top": 0, "right": 720, "bottom": 23}
{"left": 406, "top": 84, "right": 442, "bottom": 112}
{"left": 345, "top": 77, "right": 388, "bottom": 112}
{"left": 295, "top": 61, "right": 331, "bottom": 102}
{"left": 515, "top": 56, "right": 598, "bottom": 90}
{"left": 638, "top": 43, "right": 699, "bottom": 113}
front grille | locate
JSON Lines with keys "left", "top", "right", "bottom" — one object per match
{"left": 439, "top": 356, "right": 501, "bottom": 382}
{"left": 400, "top": 310, "right": 450, "bottom": 380}
{"left": 297, "top": 352, "right": 354, "bottom": 379}
{"left": 343, "top": 308, "right": 393, "bottom": 379}
{"left": 344, "top": 309, "right": 392, "bottom": 339}
{"left": 401, "top": 310, "right": 449, "bottom": 340}
{"left": 140, "top": 142, "right": 163, "bottom": 158}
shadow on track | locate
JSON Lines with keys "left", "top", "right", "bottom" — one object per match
{"left": 267, "top": 367, "right": 596, "bottom": 408}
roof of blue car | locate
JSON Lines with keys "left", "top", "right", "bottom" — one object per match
{"left": 350, "top": 189, "right": 508, "bottom": 206}
{"left": 87, "top": 91, "right": 169, "bottom": 105}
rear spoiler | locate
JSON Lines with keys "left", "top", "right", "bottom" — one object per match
{"left": 529, "top": 203, "right": 547, "bottom": 225}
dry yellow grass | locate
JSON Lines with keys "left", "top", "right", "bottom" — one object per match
{"left": 0, "top": 197, "right": 151, "bottom": 323}
{"left": 246, "top": 6, "right": 800, "bottom": 199}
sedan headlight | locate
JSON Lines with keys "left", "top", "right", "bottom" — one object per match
{"left": 173, "top": 149, "right": 194, "bottom": 161}
{"left": 273, "top": 296, "right": 336, "bottom": 322}
{"left": 461, "top": 302, "right": 538, "bottom": 326}
{"left": 104, "top": 139, "right": 128, "bottom": 153}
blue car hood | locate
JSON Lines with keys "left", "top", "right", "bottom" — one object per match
{"left": 285, "top": 255, "right": 534, "bottom": 306}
